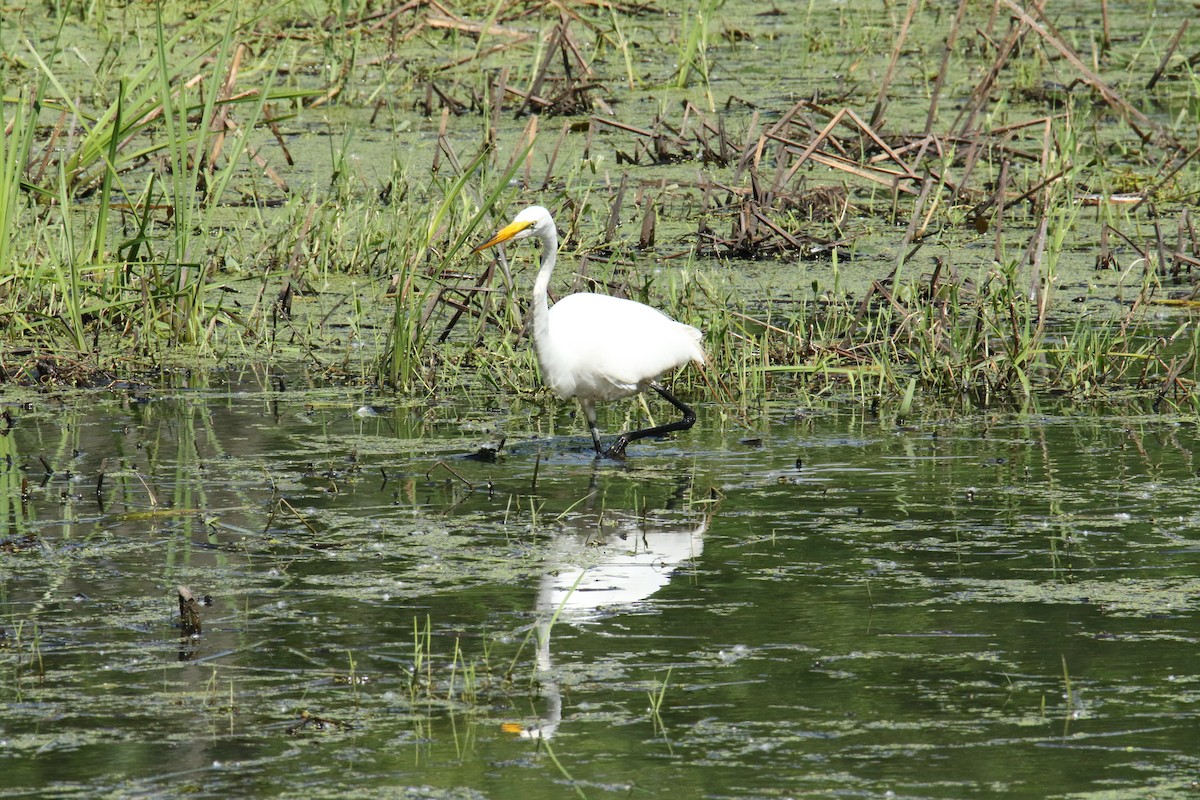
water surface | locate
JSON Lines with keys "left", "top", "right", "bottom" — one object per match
{"left": 2, "top": 376, "right": 1198, "bottom": 798}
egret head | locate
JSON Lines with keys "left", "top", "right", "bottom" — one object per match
{"left": 474, "top": 206, "right": 555, "bottom": 252}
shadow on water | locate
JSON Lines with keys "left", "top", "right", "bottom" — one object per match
{"left": 1, "top": 375, "right": 1200, "bottom": 798}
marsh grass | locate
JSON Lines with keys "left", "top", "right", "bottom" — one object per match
{"left": 0, "top": 0, "right": 1197, "bottom": 411}
{"left": 674, "top": 0, "right": 722, "bottom": 109}
{"left": 0, "top": 8, "right": 307, "bottom": 364}
{"left": 403, "top": 614, "right": 494, "bottom": 709}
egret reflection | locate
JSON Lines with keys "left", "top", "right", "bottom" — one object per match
{"left": 514, "top": 487, "right": 711, "bottom": 740}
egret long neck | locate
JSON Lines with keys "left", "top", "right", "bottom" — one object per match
{"left": 530, "top": 227, "right": 557, "bottom": 361}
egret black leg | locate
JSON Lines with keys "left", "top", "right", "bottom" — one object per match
{"left": 580, "top": 400, "right": 604, "bottom": 455}
{"left": 604, "top": 383, "right": 696, "bottom": 459}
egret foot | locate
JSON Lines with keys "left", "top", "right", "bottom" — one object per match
{"left": 602, "top": 439, "right": 629, "bottom": 460}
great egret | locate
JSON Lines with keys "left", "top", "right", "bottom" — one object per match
{"left": 474, "top": 206, "right": 704, "bottom": 459}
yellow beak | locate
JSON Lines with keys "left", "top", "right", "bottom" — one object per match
{"left": 473, "top": 219, "right": 534, "bottom": 253}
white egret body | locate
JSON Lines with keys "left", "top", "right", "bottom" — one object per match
{"left": 474, "top": 206, "right": 704, "bottom": 458}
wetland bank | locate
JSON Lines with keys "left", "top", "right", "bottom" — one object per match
{"left": 3, "top": 1, "right": 1200, "bottom": 798}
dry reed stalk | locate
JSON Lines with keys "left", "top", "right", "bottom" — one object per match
{"left": 1099, "top": 0, "right": 1111, "bottom": 50}
{"left": 791, "top": 107, "right": 884, "bottom": 166}
{"left": 519, "top": 15, "right": 565, "bottom": 118}
{"left": 541, "top": 120, "right": 570, "bottom": 189}
{"left": 436, "top": 268, "right": 506, "bottom": 342}
{"left": 993, "top": 158, "right": 1009, "bottom": 265}
{"left": 422, "top": 81, "right": 468, "bottom": 116}
{"left": 1146, "top": 20, "right": 1189, "bottom": 90}
{"left": 1173, "top": 251, "right": 1200, "bottom": 273}
{"left": 748, "top": 208, "right": 804, "bottom": 250}
{"left": 715, "top": 112, "right": 730, "bottom": 165}
{"left": 502, "top": 114, "right": 537, "bottom": 183}
{"left": 502, "top": 85, "right": 553, "bottom": 112}
{"left": 31, "top": 109, "right": 67, "bottom": 184}
{"left": 510, "top": 13, "right": 598, "bottom": 117}
{"left": 434, "top": 43, "right": 519, "bottom": 73}
{"left": 207, "top": 43, "right": 245, "bottom": 168}
{"left": 217, "top": 117, "right": 289, "bottom": 192}
{"left": 732, "top": 110, "right": 760, "bottom": 180}
{"left": 1011, "top": 169, "right": 1073, "bottom": 213}
{"left": 1105, "top": 223, "right": 1152, "bottom": 270}
{"left": 1096, "top": 222, "right": 1113, "bottom": 271}
{"left": 564, "top": 0, "right": 658, "bottom": 15}
{"left": 638, "top": 195, "right": 655, "bottom": 249}
{"left": 778, "top": 144, "right": 922, "bottom": 196}
{"left": 751, "top": 104, "right": 926, "bottom": 200}
{"left": 923, "top": 0, "right": 970, "bottom": 135}
{"left": 697, "top": 174, "right": 713, "bottom": 245}
{"left": 875, "top": 134, "right": 938, "bottom": 164}
{"left": 952, "top": 0, "right": 1042, "bottom": 139}
{"left": 606, "top": 173, "right": 628, "bottom": 243}
{"left": 1024, "top": 118, "right": 1053, "bottom": 313}
{"left": 1152, "top": 353, "right": 1192, "bottom": 410}
{"left": 277, "top": 203, "right": 316, "bottom": 320}
{"left": 1185, "top": 209, "right": 1198, "bottom": 260}
{"left": 870, "top": 0, "right": 920, "bottom": 128}
{"left": 557, "top": 16, "right": 595, "bottom": 81}
{"left": 362, "top": 0, "right": 424, "bottom": 33}
{"left": 589, "top": 116, "right": 688, "bottom": 149}
{"left": 432, "top": 107, "right": 451, "bottom": 173}
{"left": 425, "top": 14, "right": 530, "bottom": 40}
{"left": 266, "top": 115, "right": 294, "bottom": 166}
{"left": 890, "top": 176, "right": 935, "bottom": 281}
{"left": 489, "top": 67, "right": 508, "bottom": 148}
{"left": 739, "top": 100, "right": 811, "bottom": 180}
{"left": 1154, "top": 221, "right": 1168, "bottom": 280}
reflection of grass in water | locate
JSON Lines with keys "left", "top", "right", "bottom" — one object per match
{"left": 3, "top": 621, "right": 45, "bottom": 698}
{"left": 543, "top": 737, "right": 588, "bottom": 800}
{"left": 1060, "top": 654, "right": 1074, "bottom": 737}
{"left": 647, "top": 665, "right": 672, "bottom": 738}
{"left": 203, "top": 666, "right": 237, "bottom": 733}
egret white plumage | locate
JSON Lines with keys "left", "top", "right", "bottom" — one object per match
{"left": 474, "top": 206, "right": 704, "bottom": 459}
